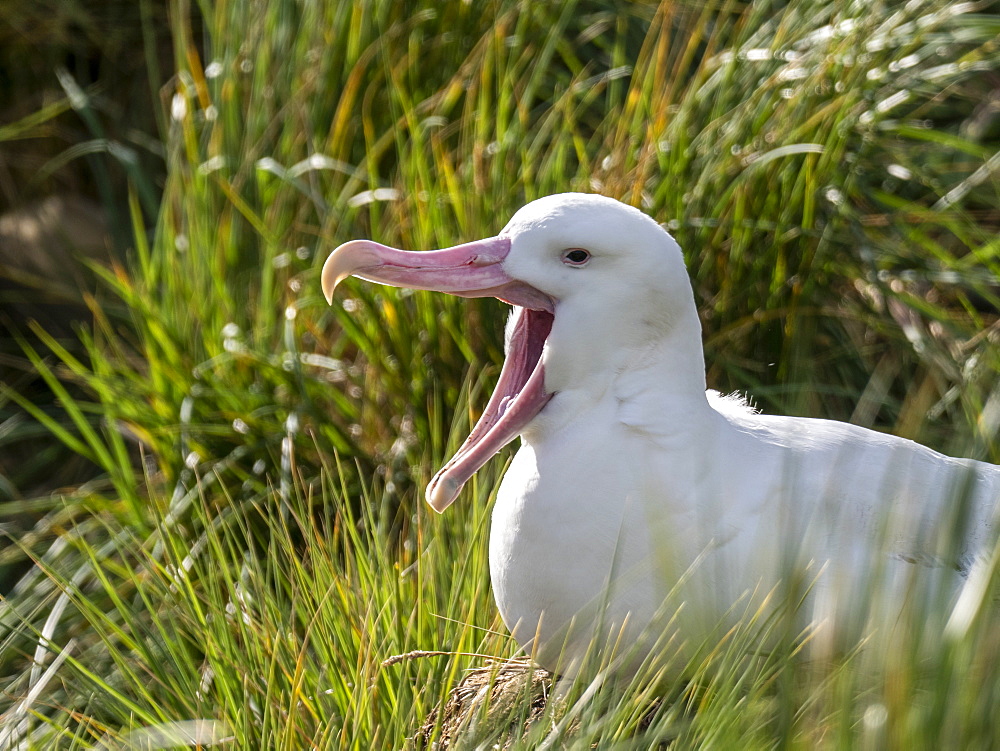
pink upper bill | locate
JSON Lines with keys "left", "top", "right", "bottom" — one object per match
{"left": 321, "top": 235, "right": 555, "bottom": 511}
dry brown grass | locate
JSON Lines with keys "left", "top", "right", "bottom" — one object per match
{"left": 409, "top": 658, "right": 669, "bottom": 749}
{"left": 411, "top": 659, "right": 552, "bottom": 749}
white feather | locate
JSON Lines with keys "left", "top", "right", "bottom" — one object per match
{"left": 485, "top": 193, "right": 999, "bottom": 675}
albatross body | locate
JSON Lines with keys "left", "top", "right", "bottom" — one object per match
{"left": 322, "top": 193, "right": 1000, "bottom": 673}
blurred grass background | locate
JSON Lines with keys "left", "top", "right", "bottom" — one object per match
{"left": 1, "top": 0, "right": 999, "bottom": 747}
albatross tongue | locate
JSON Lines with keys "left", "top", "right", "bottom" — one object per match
{"left": 321, "top": 236, "right": 555, "bottom": 512}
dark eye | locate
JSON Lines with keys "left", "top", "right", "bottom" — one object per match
{"left": 562, "top": 248, "right": 591, "bottom": 266}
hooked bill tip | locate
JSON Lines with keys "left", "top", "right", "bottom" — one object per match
{"left": 320, "top": 259, "right": 339, "bottom": 304}
{"left": 321, "top": 239, "right": 376, "bottom": 304}
{"left": 320, "top": 248, "right": 348, "bottom": 304}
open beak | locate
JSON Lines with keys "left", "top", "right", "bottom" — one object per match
{"left": 322, "top": 235, "right": 554, "bottom": 512}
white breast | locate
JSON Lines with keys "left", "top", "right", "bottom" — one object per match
{"left": 489, "top": 389, "right": 1000, "bottom": 675}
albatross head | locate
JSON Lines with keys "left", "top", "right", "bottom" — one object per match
{"left": 321, "top": 193, "right": 698, "bottom": 512}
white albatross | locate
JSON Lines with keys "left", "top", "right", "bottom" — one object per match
{"left": 322, "top": 193, "right": 1000, "bottom": 675}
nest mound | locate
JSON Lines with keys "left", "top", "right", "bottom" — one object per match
{"left": 411, "top": 659, "right": 552, "bottom": 749}
{"left": 410, "top": 658, "right": 666, "bottom": 749}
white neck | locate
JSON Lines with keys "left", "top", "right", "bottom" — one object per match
{"left": 533, "top": 302, "right": 713, "bottom": 441}
{"left": 623, "top": 305, "right": 709, "bottom": 398}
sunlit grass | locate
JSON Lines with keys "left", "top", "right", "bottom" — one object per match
{"left": 2, "top": 0, "right": 999, "bottom": 747}
{"left": 2, "top": 462, "right": 997, "bottom": 748}
{"left": 0, "top": 453, "right": 506, "bottom": 748}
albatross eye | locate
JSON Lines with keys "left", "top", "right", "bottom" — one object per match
{"left": 561, "top": 248, "right": 591, "bottom": 267}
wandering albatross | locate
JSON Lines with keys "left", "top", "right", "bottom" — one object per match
{"left": 322, "top": 193, "right": 1000, "bottom": 675}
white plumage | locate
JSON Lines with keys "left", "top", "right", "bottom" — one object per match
{"left": 323, "top": 193, "right": 999, "bottom": 674}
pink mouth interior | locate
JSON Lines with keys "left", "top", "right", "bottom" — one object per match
{"left": 426, "top": 307, "right": 554, "bottom": 511}
{"left": 321, "top": 234, "right": 556, "bottom": 511}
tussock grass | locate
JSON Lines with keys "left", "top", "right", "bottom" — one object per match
{"left": 0, "top": 457, "right": 506, "bottom": 748}
{"left": 3, "top": 459, "right": 997, "bottom": 748}
{"left": 2, "top": 0, "right": 999, "bottom": 747}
